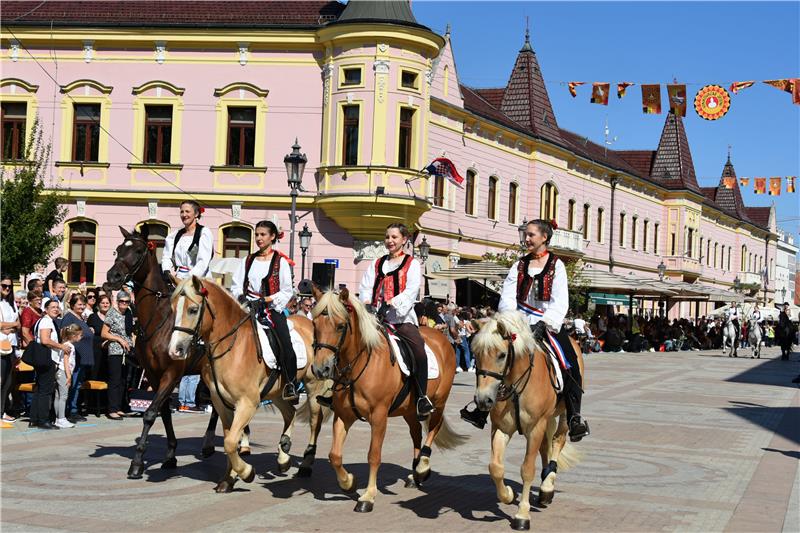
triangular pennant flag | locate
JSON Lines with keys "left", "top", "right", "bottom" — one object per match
{"left": 764, "top": 79, "right": 792, "bottom": 92}
{"left": 568, "top": 82, "right": 585, "bottom": 98}
{"left": 787, "top": 176, "right": 796, "bottom": 193}
{"left": 769, "top": 177, "right": 782, "bottom": 196}
{"left": 754, "top": 177, "right": 767, "bottom": 194}
{"left": 739, "top": 177, "right": 750, "bottom": 187}
{"left": 641, "top": 84, "right": 662, "bottom": 114}
{"left": 729, "top": 81, "right": 755, "bottom": 94}
{"left": 793, "top": 79, "right": 800, "bottom": 105}
{"left": 617, "top": 82, "right": 634, "bottom": 99}
{"left": 723, "top": 177, "right": 736, "bottom": 189}
{"left": 667, "top": 84, "right": 687, "bottom": 117}
{"left": 591, "top": 82, "right": 610, "bottom": 105}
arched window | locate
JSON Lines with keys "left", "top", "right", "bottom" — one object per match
{"left": 567, "top": 199, "right": 576, "bottom": 231}
{"left": 222, "top": 225, "right": 253, "bottom": 258}
{"left": 487, "top": 176, "right": 498, "bottom": 219}
{"left": 727, "top": 246, "right": 732, "bottom": 271}
{"left": 138, "top": 221, "right": 169, "bottom": 263}
{"left": 539, "top": 182, "right": 558, "bottom": 221}
{"left": 68, "top": 220, "right": 97, "bottom": 284}
{"left": 507, "top": 182, "right": 519, "bottom": 224}
{"left": 465, "top": 169, "right": 476, "bottom": 215}
{"left": 714, "top": 243, "right": 719, "bottom": 269}
{"left": 631, "top": 216, "right": 638, "bottom": 250}
{"left": 432, "top": 173, "right": 445, "bottom": 208}
{"left": 596, "top": 207, "right": 604, "bottom": 243}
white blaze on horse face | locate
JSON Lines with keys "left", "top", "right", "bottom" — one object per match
{"left": 124, "top": 240, "right": 133, "bottom": 247}
{"left": 169, "top": 295, "right": 189, "bottom": 359}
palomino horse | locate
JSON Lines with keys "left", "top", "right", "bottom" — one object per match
{"left": 168, "top": 276, "right": 328, "bottom": 492}
{"left": 747, "top": 316, "right": 762, "bottom": 359}
{"left": 106, "top": 227, "right": 236, "bottom": 479}
{"left": 721, "top": 316, "right": 738, "bottom": 357}
{"left": 310, "top": 288, "right": 465, "bottom": 513}
{"left": 471, "top": 311, "right": 583, "bottom": 531}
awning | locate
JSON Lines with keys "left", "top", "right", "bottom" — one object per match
{"left": 426, "top": 260, "right": 508, "bottom": 282}
{"left": 589, "top": 292, "right": 640, "bottom": 306}
{"left": 581, "top": 269, "right": 676, "bottom": 297}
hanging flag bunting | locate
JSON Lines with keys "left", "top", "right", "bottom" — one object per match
{"left": 769, "top": 177, "right": 782, "bottom": 196}
{"left": 641, "top": 84, "right": 661, "bottom": 114}
{"left": 787, "top": 176, "right": 796, "bottom": 193}
{"left": 723, "top": 177, "right": 736, "bottom": 189}
{"left": 591, "top": 82, "right": 610, "bottom": 105}
{"left": 568, "top": 82, "right": 585, "bottom": 98}
{"left": 694, "top": 85, "right": 731, "bottom": 120}
{"left": 739, "top": 177, "right": 750, "bottom": 187}
{"left": 794, "top": 80, "right": 800, "bottom": 105}
{"left": 763, "top": 79, "right": 800, "bottom": 105}
{"left": 754, "top": 177, "right": 767, "bottom": 194}
{"left": 667, "top": 84, "right": 687, "bottom": 116}
{"left": 617, "top": 82, "right": 634, "bottom": 99}
{"left": 729, "top": 81, "right": 755, "bottom": 94}
{"left": 425, "top": 157, "right": 464, "bottom": 187}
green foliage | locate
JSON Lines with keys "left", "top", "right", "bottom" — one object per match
{"left": 1, "top": 119, "right": 67, "bottom": 278}
{"left": 482, "top": 247, "right": 521, "bottom": 268}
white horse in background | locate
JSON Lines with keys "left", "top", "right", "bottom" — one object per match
{"left": 747, "top": 316, "right": 762, "bottom": 359}
{"left": 721, "top": 316, "right": 738, "bottom": 357}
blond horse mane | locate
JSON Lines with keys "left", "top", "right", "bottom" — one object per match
{"left": 311, "top": 291, "right": 383, "bottom": 352}
{"left": 472, "top": 310, "right": 536, "bottom": 356}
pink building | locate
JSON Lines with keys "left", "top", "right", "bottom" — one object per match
{"left": 1, "top": 0, "right": 777, "bottom": 313}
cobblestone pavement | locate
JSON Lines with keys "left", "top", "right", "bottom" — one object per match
{"left": 2, "top": 347, "right": 798, "bottom": 532}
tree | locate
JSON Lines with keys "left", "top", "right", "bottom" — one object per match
{"left": 1, "top": 119, "right": 67, "bottom": 278}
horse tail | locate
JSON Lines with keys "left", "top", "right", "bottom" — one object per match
{"left": 557, "top": 441, "right": 584, "bottom": 472}
{"left": 431, "top": 416, "right": 469, "bottom": 450}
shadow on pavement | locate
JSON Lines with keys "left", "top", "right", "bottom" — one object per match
{"left": 725, "top": 355, "right": 799, "bottom": 389}
{"left": 724, "top": 402, "right": 800, "bottom": 446}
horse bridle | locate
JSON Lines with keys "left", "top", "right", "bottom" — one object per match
{"left": 311, "top": 309, "right": 350, "bottom": 360}
{"left": 475, "top": 336, "right": 518, "bottom": 399}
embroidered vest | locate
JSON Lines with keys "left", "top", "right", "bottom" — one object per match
{"left": 371, "top": 254, "right": 412, "bottom": 306}
{"left": 516, "top": 252, "right": 559, "bottom": 304}
{"left": 244, "top": 250, "right": 293, "bottom": 298}
{"left": 172, "top": 224, "right": 204, "bottom": 268}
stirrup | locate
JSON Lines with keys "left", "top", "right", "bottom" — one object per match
{"left": 316, "top": 395, "right": 333, "bottom": 408}
{"left": 568, "top": 415, "right": 590, "bottom": 442}
{"left": 282, "top": 382, "right": 299, "bottom": 403}
{"left": 460, "top": 402, "right": 488, "bottom": 429}
{"left": 416, "top": 396, "right": 434, "bottom": 419}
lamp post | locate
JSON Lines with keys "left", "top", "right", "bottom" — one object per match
{"left": 780, "top": 286, "right": 786, "bottom": 304}
{"left": 299, "top": 223, "right": 312, "bottom": 281}
{"left": 517, "top": 218, "right": 528, "bottom": 252}
{"left": 761, "top": 268, "right": 768, "bottom": 305}
{"left": 417, "top": 236, "right": 430, "bottom": 300}
{"left": 283, "top": 138, "right": 307, "bottom": 261}
{"left": 657, "top": 260, "right": 666, "bottom": 281}
{"left": 733, "top": 275, "right": 741, "bottom": 294}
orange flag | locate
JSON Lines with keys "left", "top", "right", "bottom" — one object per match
{"left": 617, "top": 82, "right": 634, "bottom": 99}
{"left": 769, "top": 177, "right": 782, "bottom": 196}
{"left": 739, "top": 177, "right": 750, "bottom": 187}
{"left": 764, "top": 78, "right": 800, "bottom": 104}
{"left": 729, "top": 81, "right": 755, "bottom": 94}
{"left": 667, "top": 84, "right": 687, "bottom": 116}
{"left": 723, "top": 177, "right": 736, "bottom": 189}
{"left": 641, "top": 84, "right": 662, "bottom": 114}
{"left": 794, "top": 80, "right": 800, "bottom": 105}
{"left": 754, "top": 177, "right": 767, "bottom": 194}
{"left": 787, "top": 176, "right": 796, "bottom": 193}
{"left": 591, "top": 82, "right": 610, "bottom": 105}
{"left": 568, "top": 82, "right": 585, "bottom": 98}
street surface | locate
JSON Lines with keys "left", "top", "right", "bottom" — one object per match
{"left": 2, "top": 346, "right": 798, "bottom": 532}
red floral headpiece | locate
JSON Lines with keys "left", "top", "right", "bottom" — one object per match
{"left": 277, "top": 231, "right": 285, "bottom": 240}
{"left": 510, "top": 333, "right": 517, "bottom": 342}
{"left": 199, "top": 286, "right": 209, "bottom": 297}
{"left": 199, "top": 207, "right": 205, "bottom": 214}
{"left": 146, "top": 241, "right": 157, "bottom": 251}
{"left": 549, "top": 219, "right": 558, "bottom": 230}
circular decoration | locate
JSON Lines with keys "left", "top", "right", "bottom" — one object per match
{"left": 694, "top": 85, "right": 731, "bottom": 120}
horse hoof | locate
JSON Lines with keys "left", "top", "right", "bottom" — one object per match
{"left": 239, "top": 447, "right": 251, "bottom": 457}
{"left": 278, "top": 460, "right": 291, "bottom": 474}
{"left": 296, "top": 466, "right": 312, "bottom": 478}
{"left": 538, "top": 490, "right": 554, "bottom": 506}
{"left": 413, "top": 468, "right": 431, "bottom": 486}
{"left": 499, "top": 486, "right": 514, "bottom": 505}
{"left": 404, "top": 474, "right": 417, "bottom": 488}
{"left": 341, "top": 474, "right": 357, "bottom": 493}
{"left": 127, "top": 464, "right": 144, "bottom": 479}
{"left": 354, "top": 501, "right": 374, "bottom": 513}
{"left": 214, "top": 480, "right": 234, "bottom": 493}
{"left": 161, "top": 457, "right": 177, "bottom": 470}
{"left": 242, "top": 466, "right": 256, "bottom": 483}
{"left": 201, "top": 447, "right": 215, "bottom": 459}
{"left": 510, "top": 518, "right": 530, "bottom": 531}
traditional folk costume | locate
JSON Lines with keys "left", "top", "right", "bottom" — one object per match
{"left": 726, "top": 305, "right": 741, "bottom": 347}
{"left": 162, "top": 225, "right": 214, "bottom": 281}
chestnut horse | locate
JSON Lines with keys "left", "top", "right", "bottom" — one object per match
{"left": 471, "top": 311, "right": 583, "bottom": 531}
{"left": 310, "top": 288, "right": 466, "bottom": 513}
{"left": 168, "top": 276, "right": 328, "bottom": 492}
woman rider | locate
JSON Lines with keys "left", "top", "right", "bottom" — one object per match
{"left": 162, "top": 200, "right": 214, "bottom": 283}
{"left": 231, "top": 221, "right": 299, "bottom": 403}
{"left": 461, "top": 219, "right": 590, "bottom": 442}
{"left": 358, "top": 223, "right": 433, "bottom": 418}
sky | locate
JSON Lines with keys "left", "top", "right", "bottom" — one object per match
{"left": 411, "top": 1, "right": 800, "bottom": 237}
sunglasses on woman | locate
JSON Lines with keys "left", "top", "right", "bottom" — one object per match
{"left": 0, "top": 284, "right": 11, "bottom": 289}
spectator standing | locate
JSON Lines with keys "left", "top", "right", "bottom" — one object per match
{"left": 298, "top": 297, "right": 314, "bottom": 319}
{"left": 14, "top": 290, "right": 28, "bottom": 311}
{"left": 44, "top": 258, "right": 68, "bottom": 298}
{"left": 30, "top": 299, "right": 71, "bottom": 430}
{"left": 61, "top": 294, "right": 95, "bottom": 422}
{"left": 20, "top": 291, "right": 43, "bottom": 347}
{"left": 457, "top": 311, "right": 475, "bottom": 372}
{"left": 1, "top": 276, "right": 20, "bottom": 424}
{"left": 101, "top": 292, "right": 133, "bottom": 420}
{"left": 87, "top": 294, "right": 111, "bottom": 382}
{"left": 50, "top": 279, "right": 67, "bottom": 313}
{"left": 53, "top": 324, "right": 83, "bottom": 428}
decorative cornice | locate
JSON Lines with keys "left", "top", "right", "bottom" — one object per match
{"left": 131, "top": 80, "right": 185, "bottom": 96}
{"left": 213, "top": 82, "right": 268, "bottom": 98}
{"left": 0, "top": 78, "right": 39, "bottom": 93}
{"left": 60, "top": 79, "right": 113, "bottom": 95}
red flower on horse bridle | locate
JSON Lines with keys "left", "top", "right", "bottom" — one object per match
{"left": 199, "top": 287, "right": 209, "bottom": 297}
{"left": 510, "top": 333, "right": 517, "bottom": 342}
{"left": 146, "top": 240, "right": 157, "bottom": 251}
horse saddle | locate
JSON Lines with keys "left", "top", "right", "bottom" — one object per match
{"left": 384, "top": 329, "right": 440, "bottom": 380}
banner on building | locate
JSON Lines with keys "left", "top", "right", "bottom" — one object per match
{"left": 729, "top": 81, "right": 755, "bottom": 94}
{"left": 723, "top": 177, "right": 736, "bottom": 189}
{"left": 617, "top": 82, "right": 634, "bottom": 99}
{"left": 425, "top": 157, "right": 464, "bottom": 187}
{"left": 568, "top": 82, "right": 585, "bottom": 98}
{"left": 739, "top": 177, "right": 750, "bottom": 187}
{"left": 641, "top": 84, "right": 661, "bottom": 114}
{"left": 754, "top": 177, "right": 767, "bottom": 194}
{"left": 667, "top": 84, "right": 687, "bottom": 116}
{"left": 788, "top": 176, "right": 796, "bottom": 193}
{"left": 694, "top": 85, "right": 731, "bottom": 120}
{"left": 591, "top": 82, "right": 610, "bottom": 105}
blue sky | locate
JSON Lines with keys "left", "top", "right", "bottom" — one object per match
{"left": 412, "top": 1, "right": 800, "bottom": 236}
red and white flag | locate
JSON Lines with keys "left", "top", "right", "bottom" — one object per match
{"left": 425, "top": 158, "right": 464, "bottom": 187}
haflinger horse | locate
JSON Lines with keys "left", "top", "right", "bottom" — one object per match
{"left": 471, "top": 311, "right": 583, "bottom": 531}
{"left": 310, "top": 287, "right": 466, "bottom": 513}
{"left": 721, "top": 316, "right": 738, "bottom": 357}
{"left": 747, "top": 316, "right": 762, "bottom": 359}
{"left": 106, "top": 227, "right": 236, "bottom": 479}
{"left": 168, "top": 275, "right": 329, "bottom": 492}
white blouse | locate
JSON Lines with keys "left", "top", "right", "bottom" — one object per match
{"left": 162, "top": 226, "right": 214, "bottom": 280}
{"left": 0, "top": 300, "right": 19, "bottom": 347}
{"left": 230, "top": 253, "right": 294, "bottom": 313}
{"left": 358, "top": 254, "right": 422, "bottom": 326}
{"left": 498, "top": 258, "right": 569, "bottom": 332}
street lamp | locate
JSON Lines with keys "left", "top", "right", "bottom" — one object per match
{"left": 417, "top": 236, "right": 430, "bottom": 300}
{"left": 781, "top": 286, "right": 787, "bottom": 303}
{"left": 299, "top": 223, "right": 312, "bottom": 281}
{"left": 733, "top": 275, "right": 741, "bottom": 293}
{"left": 283, "top": 138, "right": 307, "bottom": 261}
{"left": 518, "top": 218, "right": 528, "bottom": 252}
{"left": 657, "top": 260, "right": 666, "bottom": 281}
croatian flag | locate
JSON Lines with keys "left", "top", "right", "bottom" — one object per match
{"left": 425, "top": 157, "right": 464, "bottom": 187}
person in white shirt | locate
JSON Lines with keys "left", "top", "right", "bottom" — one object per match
{"left": 162, "top": 200, "right": 214, "bottom": 282}
{"left": 231, "top": 220, "right": 299, "bottom": 402}
{"left": 30, "top": 299, "right": 74, "bottom": 430}
{"left": 51, "top": 323, "right": 83, "bottom": 429}
{"left": 461, "top": 219, "right": 589, "bottom": 442}
{"left": 1, "top": 276, "right": 20, "bottom": 423}
{"left": 726, "top": 303, "right": 742, "bottom": 346}
{"left": 573, "top": 313, "right": 588, "bottom": 337}
{"left": 357, "top": 223, "right": 432, "bottom": 418}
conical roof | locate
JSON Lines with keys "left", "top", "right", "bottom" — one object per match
{"left": 335, "top": 0, "right": 426, "bottom": 29}
{"left": 713, "top": 155, "right": 752, "bottom": 222}
{"left": 650, "top": 111, "right": 701, "bottom": 192}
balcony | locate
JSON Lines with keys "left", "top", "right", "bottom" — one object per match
{"left": 663, "top": 255, "right": 702, "bottom": 275}
{"left": 739, "top": 272, "right": 763, "bottom": 287}
{"left": 549, "top": 229, "right": 584, "bottom": 256}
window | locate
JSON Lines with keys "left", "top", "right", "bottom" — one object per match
{"left": 139, "top": 222, "right": 168, "bottom": 263}
{"left": 582, "top": 204, "right": 590, "bottom": 240}
{"left": 1, "top": 102, "right": 26, "bottom": 160}
{"left": 222, "top": 226, "right": 252, "bottom": 258}
{"left": 686, "top": 228, "right": 694, "bottom": 258}
{"left": 670, "top": 231, "right": 676, "bottom": 255}
{"left": 567, "top": 200, "right": 575, "bottom": 231}
{"left": 68, "top": 220, "right": 96, "bottom": 284}
{"left": 741, "top": 246, "right": 746, "bottom": 271}
{"left": 727, "top": 246, "right": 731, "bottom": 271}
{"left": 540, "top": 182, "right": 558, "bottom": 221}
{"left": 401, "top": 70, "right": 419, "bottom": 89}
{"left": 465, "top": 170, "right": 476, "bottom": 215}
{"left": 654, "top": 223, "right": 659, "bottom": 254}
{"left": 72, "top": 104, "right": 101, "bottom": 162}
{"left": 619, "top": 213, "right": 626, "bottom": 247}
{"left": 643, "top": 220, "right": 649, "bottom": 251}
{"left": 144, "top": 105, "right": 172, "bottom": 164}
{"left": 596, "top": 207, "right": 604, "bottom": 243}
{"left": 706, "top": 239, "right": 711, "bottom": 266}
{"left": 342, "top": 105, "right": 359, "bottom": 166}
{"left": 631, "top": 216, "right": 638, "bottom": 250}
{"left": 487, "top": 176, "right": 498, "bottom": 219}
{"left": 341, "top": 67, "right": 362, "bottom": 87}
{"left": 508, "top": 183, "right": 518, "bottom": 224}
{"left": 226, "top": 107, "right": 256, "bottom": 166}
{"left": 398, "top": 108, "right": 414, "bottom": 168}
{"left": 714, "top": 243, "right": 719, "bottom": 268}
{"left": 433, "top": 173, "right": 445, "bottom": 207}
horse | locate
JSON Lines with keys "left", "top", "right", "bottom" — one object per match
{"left": 106, "top": 227, "right": 236, "bottom": 479}
{"left": 310, "top": 287, "right": 465, "bottom": 513}
{"left": 471, "top": 311, "right": 583, "bottom": 531}
{"left": 168, "top": 276, "right": 328, "bottom": 492}
{"left": 721, "top": 316, "right": 738, "bottom": 357}
{"left": 747, "top": 316, "right": 762, "bottom": 359}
